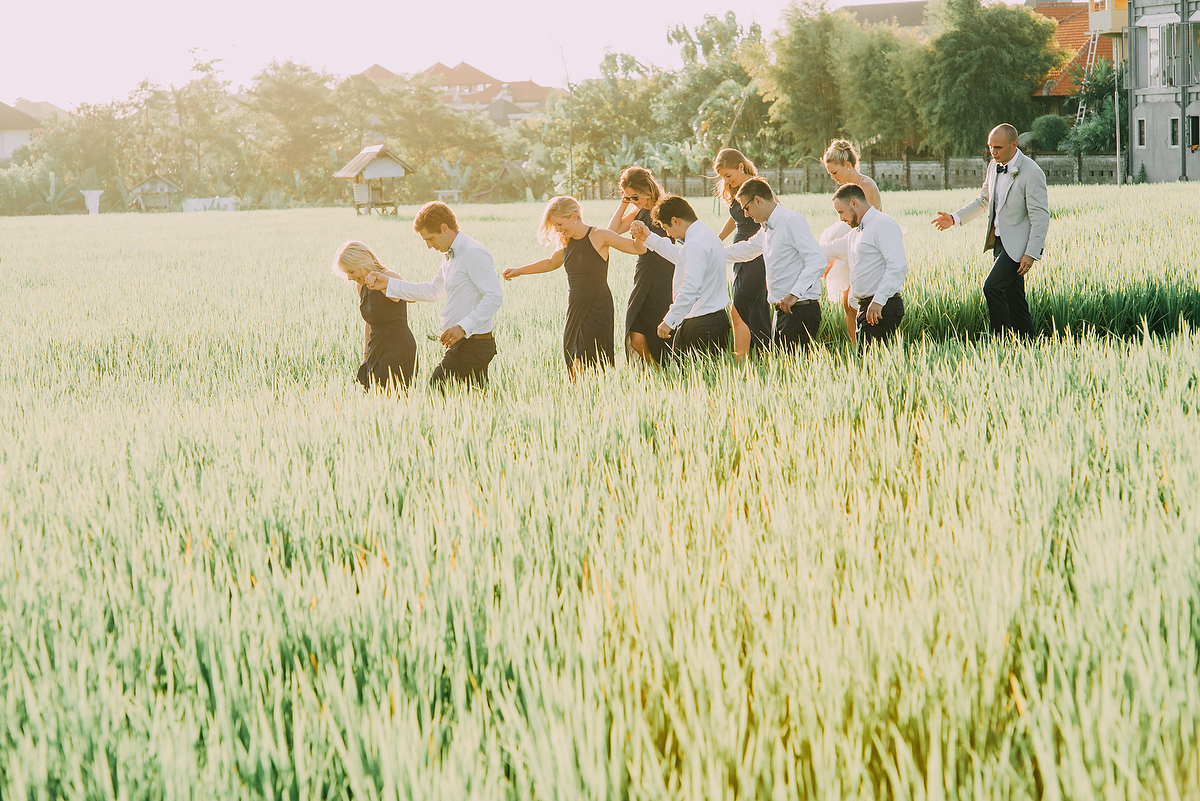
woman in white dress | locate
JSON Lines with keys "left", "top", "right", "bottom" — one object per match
{"left": 822, "top": 139, "right": 883, "bottom": 345}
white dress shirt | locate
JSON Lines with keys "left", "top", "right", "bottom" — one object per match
{"left": 384, "top": 232, "right": 503, "bottom": 336}
{"left": 820, "top": 207, "right": 907, "bottom": 305}
{"left": 644, "top": 220, "right": 732, "bottom": 330}
{"left": 723, "top": 204, "right": 827, "bottom": 303}
{"left": 952, "top": 161, "right": 1013, "bottom": 231}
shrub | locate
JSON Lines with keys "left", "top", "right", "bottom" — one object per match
{"left": 1032, "top": 114, "right": 1071, "bottom": 151}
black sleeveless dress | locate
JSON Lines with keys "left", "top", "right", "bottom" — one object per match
{"left": 562, "top": 228, "right": 616, "bottom": 369}
{"left": 625, "top": 208, "right": 675, "bottom": 363}
{"left": 729, "top": 199, "right": 772, "bottom": 351}
{"left": 357, "top": 284, "right": 417, "bottom": 390}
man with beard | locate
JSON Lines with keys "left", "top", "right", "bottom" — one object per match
{"left": 820, "top": 183, "right": 908, "bottom": 350}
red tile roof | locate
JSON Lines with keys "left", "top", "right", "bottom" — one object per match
{"left": 361, "top": 63, "right": 399, "bottom": 85}
{"left": 1034, "top": 2, "right": 1114, "bottom": 97}
{"left": 421, "top": 61, "right": 497, "bottom": 88}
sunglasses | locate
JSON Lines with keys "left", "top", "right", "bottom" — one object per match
{"left": 622, "top": 194, "right": 641, "bottom": 203}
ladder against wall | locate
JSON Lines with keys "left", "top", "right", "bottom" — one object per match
{"left": 1075, "top": 32, "right": 1102, "bottom": 124}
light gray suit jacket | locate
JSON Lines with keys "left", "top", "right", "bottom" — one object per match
{"left": 953, "top": 149, "right": 1049, "bottom": 262}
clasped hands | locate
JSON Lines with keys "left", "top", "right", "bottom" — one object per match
{"left": 629, "top": 220, "right": 649, "bottom": 246}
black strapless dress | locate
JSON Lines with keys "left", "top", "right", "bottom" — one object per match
{"left": 562, "top": 228, "right": 615, "bottom": 369}
{"left": 357, "top": 284, "right": 417, "bottom": 390}
{"left": 729, "top": 199, "right": 772, "bottom": 351}
{"left": 625, "top": 208, "right": 675, "bottom": 363}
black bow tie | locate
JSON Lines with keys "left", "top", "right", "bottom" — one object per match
{"left": 996, "top": 164, "right": 1009, "bottom": 175}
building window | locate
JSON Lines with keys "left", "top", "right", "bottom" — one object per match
{"left": 1137, "top": 118, "right": 1147, "bottom": 147}
{"left": 1170, "top": 118, "right": 1180, "bottom": 147}
{"left": 1149, "top": 27, "right": 1161, "bottom": 86}
{"left": 1190, "top": 116, "right": 1200, "bottom": 148}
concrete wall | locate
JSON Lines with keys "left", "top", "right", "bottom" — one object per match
{"left": 577, "top": 153, "right": 1124, "bottom": 200}
{"left": 1129, "top": 88, "right": 1200, "bottom": 183}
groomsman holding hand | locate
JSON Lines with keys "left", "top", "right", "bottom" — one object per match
{"left": 722, "top": 178, "right": 827, "bottom": 350}
{"left": 932, "top": 123, "right": 1049, "bottom": 339}
{"left": 366, "top": 201, "right": 503, "bottom": 387}
{"left": 821, "top": 183, "right": 908, "bottom": 349}
{"left": 630, "top": 196, "right": 732, "bottom": 357}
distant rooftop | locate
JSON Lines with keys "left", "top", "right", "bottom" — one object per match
{"left": 838, "top": 0, "right": 928, "bottom": 27}
{"left": 14, "top": 98, "right": 67, "bottom": 123}
{"left": 0, "top": 101, "right": 42, "bottom": 131}
{"left": 1032, "top": 1, "right": 1114, "bottom": 97}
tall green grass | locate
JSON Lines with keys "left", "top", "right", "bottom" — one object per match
{"left": 0, "top": 185, "right": 1197, "bottom": 799}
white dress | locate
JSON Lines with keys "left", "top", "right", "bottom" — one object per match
{"left": 820, "top": 221, "right": 852, "bottom": 305}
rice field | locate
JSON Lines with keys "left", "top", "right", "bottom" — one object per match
{"left": 1, "top": 184, "right": 1198, "bottom": 799}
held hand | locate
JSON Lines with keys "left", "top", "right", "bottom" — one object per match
{"left": 866, "top": 302, "right": 883, "bottom": 325}
{"left": 1017, "top": 255, "right": 1036, "bottom": 276}
{"left": 440, "top": 325, "right": 466, "bottom": 347}
{"left": 932, "top": 211, "right": 955, "bottom": 231}
{"left": 502, "top": 266, "right": 522, "bottom": 281}
{"left": 365, "top": 272, "right": 388, "bottom": 291}
{"left": 656, "top": 321, "right": 673, "bottom": 340}
{"left": 777, "top": 294, "right": 799, "bottom": 315}
{"left": 629, "top": 221, "right": 649, "bottom": 244}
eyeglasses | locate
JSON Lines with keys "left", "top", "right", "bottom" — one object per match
{"left": 738, "top": 197, "right": 757, "bottom": 213}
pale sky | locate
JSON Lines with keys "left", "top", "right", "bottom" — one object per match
{"left": 4, "top": 0, "right": 899, "bottom": 111}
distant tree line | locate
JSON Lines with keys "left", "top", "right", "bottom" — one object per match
{"left": 1, "top": 0, "right": 1076, "bottom": 215}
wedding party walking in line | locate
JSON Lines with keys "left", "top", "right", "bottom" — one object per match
{"left": 333, "top": 123, "right": 1051, "bottom": 391}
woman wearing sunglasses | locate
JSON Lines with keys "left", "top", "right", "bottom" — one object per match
{"left": 606, "top": 166, "right": 675, "bottom": 368}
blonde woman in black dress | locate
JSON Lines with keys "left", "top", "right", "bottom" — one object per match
{"left": 606, "top": 167, "right": 675, "bottom": 368}
{"left": 332, "top": 240, "right": 417, "bottom": 390}
{"left": 504, "top": 196, "right": 647, "bottom": 379}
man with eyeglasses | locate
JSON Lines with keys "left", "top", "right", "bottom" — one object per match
{"left": 931, "top": 123, "right": 1049, "bottom": 339}
{"left": 722, "top": 178, "right": 827, "bottom": 351}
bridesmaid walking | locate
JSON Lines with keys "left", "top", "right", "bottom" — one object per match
{"left": 822, "top": 139, "right": 883, "bottom": 345}
{"left": 331, "top": 240, "right": 418, "bottom": 391}
{"left": 713, "top": 148, "right": 772, "bottom": 359}
{"left": 504, "top": 196, "right": 647, "bottom": 378}
{"left": 606, "top": 167, "right": 675, "bottom": 368}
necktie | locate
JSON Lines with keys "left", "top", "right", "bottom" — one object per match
{"left": 996, "top": 164, "right": 1008, "bottom": 175}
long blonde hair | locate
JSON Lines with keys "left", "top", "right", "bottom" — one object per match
{"left": 823, "top": 139, "right": 860, "bottom": 168}
{"left": 713, "top": 148, "right": 758, "bottom": 204}
{"left": 618, "top": 167, "right": 663, "bottom": 208}
{"left": 331, "top": 240, "right": 387, "bottom": 280}
{"left": 538, "top": 196, "right": 582, "bottom": 249}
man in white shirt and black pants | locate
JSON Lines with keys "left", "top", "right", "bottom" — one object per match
{"left": 366, "top": 202, "right": 503, "bottom": 387}
{"left": 630, "top": 196, "right": 732, "bottom": 357}
{"left": 821, "top": 183, "right": 908, "bottom": 350}
{"left": 722, "top": 178, "right": 827, "bottom": 351}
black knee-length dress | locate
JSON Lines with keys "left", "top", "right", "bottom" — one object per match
{"left": 562, "top": 228, "right": 615, "bottom": 369}
{"left": 729, "top": 199, "right": 772, "bottom": 351}
{"left": 357, "top": 284, "right": 417, "bottom": 390}
{"left": 625, "top": 208, "right": 676, "bottom": 363}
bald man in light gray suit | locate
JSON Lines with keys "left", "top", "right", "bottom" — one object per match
{"left": 933, "top": 123, "right": 1049, "bottom": 338}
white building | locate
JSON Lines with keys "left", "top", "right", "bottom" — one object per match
{"left": 0, "top": 102, "right": 42, "bottom": 161}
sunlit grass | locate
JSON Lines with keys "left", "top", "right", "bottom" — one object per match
{"left": 0, "top": 185, "right": 1197, "bottom": 799}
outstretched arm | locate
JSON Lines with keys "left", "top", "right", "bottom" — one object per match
{"left": 724, "top": 228, "right": 764, "bottom": 263}
{"left": 592, "top": 226, "right": 647, "bottom": 256}
{"left": 503, "top": 249, "right": 564, "bottom": 280}
{"left": 937, "top": 172, "right": 991, "bottom": 229}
